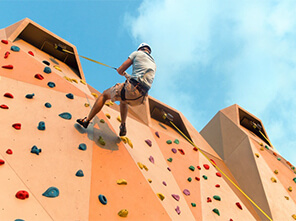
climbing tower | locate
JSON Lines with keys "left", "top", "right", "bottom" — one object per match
{"left": 0, "top": 18, "right": 295, "bottom": 221}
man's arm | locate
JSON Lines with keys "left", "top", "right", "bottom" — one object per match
{"left": 117, "top": 58, "right": 133, "bottom": 76}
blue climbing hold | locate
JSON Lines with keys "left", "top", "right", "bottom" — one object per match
{"left": 42, "top": 187, "right": 59, "bottom": 198}
{"left": 47, "top": 82, "right": 55, "bottom": 88}
{"left": 66, "top": 93, "right": 74, "bottom": 99}
{"left": 44, "top": 67, "right": 51, "bottom": 74}
{"left": 45, "top": 102, "right": 52, "bottom": 108}
{"left": 38, "top": 121, "right": 46, "bottom": 130}
{"left": 79, "top": 143, "right": 87, "bottom": 151}
{"left": 98, "top": 194, "right": 107, "bottom": 205}
{"left": 31, "top": 145, "right": 42, "bottom": 155}
{"left": 76, "top": 170, "right": 84, "bottom": 177}
{"left": 59, "top": 112, "right": 72, "bottom": 120}
{"left": 11, "top": 46, "right": 20, "bottom": 52}
{"left": 25, "top": 93, "right": 35, "bottom": 99}
{"left": 14, "top": 219, "right": 25, "bottom": 221}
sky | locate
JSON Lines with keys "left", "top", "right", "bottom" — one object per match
{"left": 1, "top": 0, "right": 296, "bottom": 166}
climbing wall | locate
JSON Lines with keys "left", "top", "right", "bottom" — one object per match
{"left": 1, "top": 18, "right": 296, "bottom": 221}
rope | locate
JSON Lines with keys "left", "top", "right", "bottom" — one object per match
{"left": 168, "top": 120, "right": 273, "bottom": 221}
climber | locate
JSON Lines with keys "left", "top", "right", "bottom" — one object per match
{"left": 77, "top": 43, "right": 156, "bottom": 136}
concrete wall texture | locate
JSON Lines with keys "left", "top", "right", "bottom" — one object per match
{"left": 0, "top": 18, "right": 295, "bottom": 221}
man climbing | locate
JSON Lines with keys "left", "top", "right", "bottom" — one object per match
{"left": 77, "top": 43, "right": 156, "bottom": 136}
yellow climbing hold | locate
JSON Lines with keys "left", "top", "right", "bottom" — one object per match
{"left": 148, "top": 179, "right": 152, "bottom": 183}
{"left": 120, "top": 136, "right": 127, "bottom": 144}
{"left": 274, "top": 170, "right": 278, "bottom": 174}
{"left": 271, "top": 177, "right": 277, "bottom": 183}
{"left": 260, "top": 147, "right": 264, "bottom": 151}
{"left": 143, "top": 164, "right": 149, "bottom": 171}
{"left": 117, "top": 116, "right": 121, "bottom": 122}
{"left": 117, "top": 179, "right": 127, "bottom": 185}
{"left": 284, "top": 196, "right": 289, "bottom": 200}
{"left": 106, "top": 114, "right": 111, "bottom": 119}
{"left": 98, "top": 136, "right": 106, "bottom": 146}
{"left": 71, "top": 78, "right": 78, "bottom": 83}
{"left": 138, "top": 162, "right": 144, "bottom": 170}
{"left": 259, "top": 142, "right": 263, "bottom": 146}
{"left": 255, "top": 153, "right": 259, "bottom": 158}
{"left": 157, "top": 193, "right": 165, "bottom": 201}
{"left": 80, "top": 79, "right": 86, "bottom": 85}
{"left": 288, "top": 186, "right": 292, "bottom": 192}
{"left": 64, "top": 76, "right": 72, "bottom": 82}
{"left": 84, "top": 103, "right": 90, "bottom": 107}
{"left": 105, "top": 101, "right": 114, "bottom": 106}
{"left": 292, "top": 214, "right": 296, "bottom": 220}
{"left": 126, "top": 137, "right": 133, "bottom": 148}
{"left": 54, "top": 65, "right": 62, "bottom": 72}
{"left": 92, "top": 93, "right": 98, "bottom": 98}
{"left": 118, "top": 209, "right": 128, "bottom": 217}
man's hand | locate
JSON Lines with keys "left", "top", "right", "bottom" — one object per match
{"left": 117, "top": 58, "right": 133, "bottom": 76}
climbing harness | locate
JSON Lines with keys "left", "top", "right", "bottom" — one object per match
{"left": 162, "top": 110, "right": 273, "bottom": 221}
{"left": 120, "top": 79, "right": 147, "bottom": 104}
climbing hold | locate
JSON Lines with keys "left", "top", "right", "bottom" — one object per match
{"left": 143, "top": 164, "right": 149, "bottom": 171}
{"left": 195, "top": 177, "right": 200, "bottom": 181}
{"left": 203, "top": 175, "right": 208, "bottom": 180}
{"left": 284, "top": 196, "right": 289, "bottom": 200}
{"left": 149, "top": 156, "right": 154, "bottom": 164}
{"left": 162, "top": 181, "right": 167, "bottom": 186}
{"left": 0, "top": 104, "right": 9, "bottom": 109}
{"left": 167, "top": 158, "right": 173, "bottom": 162}
{"left": 42, "top": 60, "right": 50, "bottom": 66}
{"left": 100, "top": 119, "right": 105, "bottom": 123}
{"left": 187, "top": 177, "right": 192, "bottom": 182}
{"left": 120, "top": 136, "right": 127, "bottom": 144}
{"left": 274, "top": 170, "right": 279, "bottom": 174}
{"left": 98, "top": 136, "right": 106, "bottom": 146}
{"left": 4, "top": 93, "right": 13, "bottom": 98}
{"left": 277, "top": 157, "right": 281, "bottom": 161}
{"left": 174, "top": 139, "right": 179, "bottom": 144}
{"left": 273, "top": 152, "right": 277, "bottom": 157}
{"left": 15, "top": 190, "right": 29, "bottom": 200}
{"left": 255, "top": 153, "right": 259, "bottom": 158}
{"left": 203, "top": 164, "right": 210, "bottom": 170}
{"left": 2, "top": 64, "right": 13, "bottom": 69}
{"left": 183, "top": 189, "right": 190, "bottom": 196}
{"left": 236, "top": 202, "right": 243, "bottom": 210}
{"left": 0, "top": 159, "right": 5, "bottom": 165}
{"left": 171, "top": 148, "right": 177, "bottom": 154}
{"left": 138, "top": 162, "right": 144, "bottom": 169}
{"left": 31, "top": 145, "right": 42, "bottom": 155}
{"left": 193, "top": 147, "right": 198, "bottom": 151}
{"left": 172, "top": 194, "right": 180, "bottom": 201}
{"left": 126, "top": 137, "right": 133, "bottom": 148}
{"left": 64, "top": 76, "right": 72, "bottom": 82}
{"left": 155, "top": 131, "right": 160, "bottom": 138}
{"left": 12, "top": 123, "right": 21, "bottom": 130}
{"left": 25, "top": 93, "right": 35, "bottom": 99}
{"left": 288, "top": 186, "right": 292, "bottom": 192}
{"left": 4, "top": 51, "right": 10, "bottom": 58}
{"left": 191, "top": 203, "right": 196, "bottom": 207}
{"left": 157, "top": 193, "right": 165, "bottom": 201}
{"left": 91, "top": 92, "right": 98, "bottom": 98}
{"left": 15, "top": 219, "right": 25, "bottom": 221}
{"left": 37, "top": 121, "right": 46, "bottom": 130}
{"left": 6, "top": 149, "right": 13, "bottom": 154}
{"left": 189, "top": 165, "right": 195, "bottom": 171}
{"left": 178, "top": 149, "right": 185, "bottom": 155}
{"left": 210, "top": 159, "right": 217, "bottom": 166}
{"left": 166, "top": 140, "right": 172, "bottom": 144}
{"left": 207, "top": 197, "right": 212, "bottom": 203}
{"left": 292, "top": 214, "right": 296, "bottom": 220}
{"left": 197, "top": 166, "right": 201, "bottom": 170}
{"left": 80, "top": 79, "right": 86, "bottom": 85}
{"left": 45, "top": 102, "right": 52, "bottom": 108}
{"left": 116, "top": 116, "right": 121, "bottom": 122}
{"left": 72, "top": 78, "right": 78, "bottom": 84}
{"left": 117, "top": 179, "right": 127, "bottom": 185}
{"left": 271, "top": 177, "right": 277, "bottom": 183}
{"left": 98, "top": 194, "right": 107, "bottom": 205}
{"left": 167, "top": 167, "right": 171, "bottom": 171}
{"left": 54, "top": 65, "right": 62, "bottom": 72}
{"left": 42, "top": 187, "right": 59, "bottom": 198}
{"left": 11, "top": 46, "right": 20, "bottom": 52}
{"left": 216, "top": 172, "right": 222, "bottom": 177}
{"left": 213, "top": 195, "right": 221, "bottom": 201}
{"left": 47, "top": 82, "right": 56, "bottom": 88}
{"left": 145, "top": 139, "right": 152, "bottom": 147}
{"left": 265, "top": 145, "right": 269, "bottom": 150}
{"left": 118, "top": 209, "right": 128, "bottom": 217}
{"left": 148, "top": 179, "right": 152, "bottom": 183}
{"left": 28, "top": 51, "right": 34, "bottom": 56}
{"left": 59, "top": 112, "right": 72, "bottom": 120}
{"left": 105, "top": 101, "right": 114, "bottom": 106}
{"left": 293, "top": 177, "right": 296, "bottom": 183}
{"left": 215, "top": 184, "right": 220, "bottom": 188}
{"left": 84, "top": 103, "right": 90, "bottom": 107}
{"left": 34, "top": 73, "right": 44, "bottom": 80}
{"left": 175, "top": 206, "right": 181, "bottom": 215}
{"left": 212, "top": 208, "right": 220, "bottom": 216}
{"left": 79, "top": 143, "right": 87, "bottom": 151}
{"left": 1, "top": 39, "right": 8, "bottom": 44}
{"left": 44, "top": 67, "right": 52, "bottom": 74}
{"left": 105, "top": 113, "right": 111, "bottom": 119}
{"left": 66, "top": 93, "right": 74, "bottom": 99}
{"left": 76, "top": 170, "right": 84, "bottom": 177}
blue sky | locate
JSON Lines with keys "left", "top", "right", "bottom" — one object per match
{"left": 1, "top": 0, "right": 296, "bottom": 167}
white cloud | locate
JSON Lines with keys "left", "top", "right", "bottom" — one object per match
{"left": 125, "top": 0, "right": 296, "bottom": 166}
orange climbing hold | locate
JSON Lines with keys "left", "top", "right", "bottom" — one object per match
{"left": 2, "top": 65, "right": 13, "bottom": 69}
{"left": 12, "top": 123, "right": 21, "bottom": 130}
{"left": 16, "top": 190, "right": 29, "bottom": 200}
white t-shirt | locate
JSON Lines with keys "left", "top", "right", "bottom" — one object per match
{"left": 129, "top": 51, "right": 156, "bottom": 89}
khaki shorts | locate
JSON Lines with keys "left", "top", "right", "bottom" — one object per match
{"left": 110, "top": 80, "right": 147, "bottom": 106}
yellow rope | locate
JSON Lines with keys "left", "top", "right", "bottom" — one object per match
{"left": 169, "top": 120, "right": 273, "bottom": 221}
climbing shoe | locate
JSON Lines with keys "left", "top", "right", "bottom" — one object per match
{"left": 77, "top": 117, "right": 90, "bottom": 128}
{"left": 119, "top": 123, "right": 127, "bottom": 136}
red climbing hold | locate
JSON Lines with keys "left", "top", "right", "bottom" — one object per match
{"left": 203, "top": 164, "right": 210, "bottom": 170}
{"left": 4, "top": 93, "right": 13, "bottom": 98}
{"left": 4, "top": 51, "right": 10, "bottom": 58}
{"left": 28, "top": 51, "right": 34, "bottom": 56}
{"left": 0, "top": 159, "right": 5, "bottom": 165}
{"left": 215, "top": 184, "right": 220, "bottom": 188}
{"left": 34, "top": 73, "right": 44, "bottom": 80}
{"left": 195, "top": 177, "right": 200, "bottom": 181}
{"left": 6, "top": 149, "right": 13, "bottom": 155}
{"left": 193, "top": 147, "right": 198, "bottom": 151}
{"left": 216, "top": 172, "right": 222, "bottom": 177}
{"left": 236, "top": 202, "right": 243, "bottom": 210}
{"left": 2, "top": 65, "right": 13, "bottom": 69}
{"left": 0, "top": 104, "right": 9, "bottom": 109}
{"left": 178, "top": 149, "right": 185, "bottom": 155}
{"left": 1, "top": 39, "right": 8, "bottom": 44}
{"left": 197, "top": 166, "right": 201, "bottom": 170}
{"left": 12, "top": 123, "right": 21, "bottom": 130}
{"left": 207, "top": 197, "right": 212, "bottom": 203}
{"left": 16, "top": 190, "right": 29, "bottom": 200}
{"left": 210, "top": 159, "right": 217, "bottom": 166}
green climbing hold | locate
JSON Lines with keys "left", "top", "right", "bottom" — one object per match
{"left": 189, "top": 166, "right": 195, "bottom": 171}
{"left": 203, "top": 175, "right": 208, "bottom": 180}
{"left": 265, "top": 145, "right": 269, "bottom": 150}
{"left": 213, "top": 208, "right": 220, "bottom": 216}
{"left": 100, "top": 119, "right": 105, "bottom": 123}
{"left": 99, "top": 136, "right": 106, "bottom": 145}
{"left": 42, "top": 187, "right": 59, "bottom": 198}
{"left": 213, "top": 195, "right": 221, "bottom": 201}
{"left": 166, "top": 140, "right": 172, "bottom": 144}
{"left": 59, "top": 112, "right": 72, "bottom": 120}
{"left": 277, "top": 157, "right": 281, "bottom": 161}
{"left": 79, "top": 143, "right": 87, "bottom": 151}
{"left": 45, "top": 102, "right": 51, "bottom": 108}
{"left": 293, "top": 177, "right": 296, "bottom": 183}
{"left": 191, "top": 203, "right": 196, "bottom": 207}
{"left": 187, "top": 177, "right": 192, "bottom": 182}
{"left": 174, "top": 139, "right": 179, "bottom": 144}
{"left": 76, "top": 170, "right": 84, "bottom": 177}
{"left": 47, "top": 82, "right": 56, "bottom": 88}
{"left": 167, "top": 158, "right": 173, "bottom": 162}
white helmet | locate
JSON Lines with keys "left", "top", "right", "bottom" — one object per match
{"left": 137, "top": 42, "right": 151, "bottom": 53}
